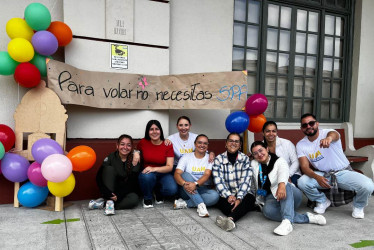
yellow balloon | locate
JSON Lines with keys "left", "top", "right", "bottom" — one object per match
{"left": 7, "top": 38, "right": 34, "bottom": 62}
{"left": 6, "top": 18, "right": 34, "bottom": 41}
{"left": 48, "top": 173, "right": 75, "bottom": 198}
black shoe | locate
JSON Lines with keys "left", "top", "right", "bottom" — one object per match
{"left": 307, "top": 199, "right": 316, "bottom": 209}
{"left": 143, "top": 199, "right": 153, "bottom": 208}
{"left": 154, "top": 194, "right": 164, "bottom": 204}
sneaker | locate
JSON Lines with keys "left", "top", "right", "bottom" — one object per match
{"left": 143, "top": 199, "right": 154, "bottom": 208}
{"left": 352, "top": 206, "right": 364, "bottom": 219}
{"left": 88, "top": 198, "right": 105, "bottom": 210}
{"left": 306, "top": 212, "right": 326, "bottom": 225}
{"left": 313, "top": 199, "right": 331, "bottom": 214}
{"left": 197, "top": 203, "right": 209, "bottom": 217}
{"left": 154, "top": 194, "right": 164, "bottom": 205}
{"left": 104, "top": 200, "right": 115, "bottom": 216}
{"left": 273, "top": 219, "right": 293, "bottom": 236}
{"left": 173, "top": 198, "right": 187, "bottom": 209}
{"left": 215, "top": 215, "right": 235, "bottom": 231}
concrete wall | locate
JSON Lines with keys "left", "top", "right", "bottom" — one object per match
{"left": 350, "top": 0, "right": 374, "bottom": 138}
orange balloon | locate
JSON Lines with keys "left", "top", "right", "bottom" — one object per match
{"left": 67, "top": 145, "right": 96, "bottom": 172}
{"left": 248, "top": 114, "right": 267, "bottom": 133}
{"left": 47, "top": 21, "right": 72, "bottom": 46}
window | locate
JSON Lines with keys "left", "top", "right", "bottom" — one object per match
{"left": 233, "top": 0, "right": 354, "bottom": 122}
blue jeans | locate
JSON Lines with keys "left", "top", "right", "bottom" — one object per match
{"left": 179, "top": 172, "right": 219, "bottom": 207}
{"left": 262, "top": 184, "right": 309, "bottom": 224}
{"left": 138, "top": 172, "right": 177, "bottom": 200}
{"left": 298, "top": 170, "right": 374, "bottom": 208}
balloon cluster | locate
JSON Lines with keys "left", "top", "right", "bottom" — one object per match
{"left": 0, "top": 3, "right": 73, "bottom": 88}
{"left": 225, "top": 94, "right": 268, "bottom": 134}
{"left": 0, "top": 125, "right": 96, "bottom": 208}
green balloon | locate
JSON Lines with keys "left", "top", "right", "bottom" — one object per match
{"left": 0, "top": 51, "right": 19, "bottom": 75}
{"left": 0, "top": 141, "right": 4, "bottom": 160}
{"left": 30, "top": 53, "right": 52, "bottom": 77}
{"left": 24, "top": 3, "right": 51, "bottom": 31}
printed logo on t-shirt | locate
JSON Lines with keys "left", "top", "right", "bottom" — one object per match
{"left": 308, "top": 150, "right": 324, "bottom": 162}
{"left": 180, "top": 148, "right": 193, "bottom": 154}
{"left": 192, "top": 166, "right": 206, "bottom": 175}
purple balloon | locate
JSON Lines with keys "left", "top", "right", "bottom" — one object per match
{"left": 0, "top": 160, "right": 2, "bottom": 175}
{"left": 27, "top": 162, "right": 47, "bottom": 187}
{"left": 245, "top": 94, "right": 269, "bottom": 116}
{"left": 31, "top": 138, "right": 63, "bottom": 164}
{"left": 31, "top": 31, "right": 58, "bottom": 56}
{"left": 1, "top": 153, "right": 30, "bottom": 182}
{"left": 225, "top": 111, "right": 250, "bottom": 134}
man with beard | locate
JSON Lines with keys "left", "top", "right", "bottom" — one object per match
{"left": 296, "top": 113, "right": 374, "bottom": 219}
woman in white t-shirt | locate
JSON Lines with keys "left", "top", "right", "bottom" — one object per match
{"left": 173, "top": 134, "right": 219, "bottom": 217}
{"left": 167, "top": 116, "right": 214, "bottom": 170}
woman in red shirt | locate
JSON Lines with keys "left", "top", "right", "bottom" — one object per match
{"left": 138, "top": 120, "right": 177, "bottom": 208}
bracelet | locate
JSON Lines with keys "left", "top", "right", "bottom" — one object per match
{"left": 182, "top": 182, "right": 186, "bottom": 186}
{"left": 133, "top": 150, "right": 140, "bottom": 154}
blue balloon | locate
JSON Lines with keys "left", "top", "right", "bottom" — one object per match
{"left": 225, "top": 111, "right": 250, "bottom": 133}
{"left": 17, "top": 182, "right": 49, "bottom": 208}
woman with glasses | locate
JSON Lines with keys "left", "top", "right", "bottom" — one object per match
{"left": 173, "top": 134, "right": 219, "bottom": 217}
{"left": 137, "top": 120, "right": 177, "bottom": 208}
{"left": 261, "top": 121, "right": 301, "bottom": 186}
{"left": 212, "top": 133, "right": 257, "bottom": 232}
{"left": 250, "top": 141, "right": 326, "bottom": 236}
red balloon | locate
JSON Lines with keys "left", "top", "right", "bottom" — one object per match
{"left": 14, "top": 62, "right": 41, "bottom": 88}
{"left": 0, "top": 124, "right": 15, "bottom": 152}
{"left": 67, "top": 145, "right": 96, "bottom": 172}
{"left": 247, "top": 114, "right": 267, "bottom": 133}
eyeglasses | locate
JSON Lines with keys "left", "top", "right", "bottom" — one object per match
{"left": 301, "top": 120, "right": 317, "bottom": 129}
{"left": 196, "top": 141, "right": 209, "bottom": 146}
{"left": 227, "top": 139, "right": 240, "bottom": 144}
{"left": 252, "top": 148, "right": 266, "bottom": 157}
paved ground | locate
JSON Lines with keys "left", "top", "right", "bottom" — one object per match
{"left": 1, "top": 197, "right": 374, "bottom": 250}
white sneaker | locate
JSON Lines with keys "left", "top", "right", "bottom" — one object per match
{"left": 173, "top": 198, "right": 187, "bottom": 209}
{"left": 143, "top": 199, "right": 154, "bottom": 208}
{"left": 313, "top": 199, "right": 331, "bottom": 214}
{"left": 274, "top": 219, "right": 293, "bottom": 236}
{"left": 197, "top": 203, "right": 209, "bottom": 217}
{"left": 306, "top": 212, "right": 326, "bottom": 225}
{"left": 104, "top": 200, "right": 115, "bottom": 216}
{"left": 88, "top": 198, "right": 105, "bottom": 210}
{"left": 352, "top": 206, "right": 364, "bottom": 219}
{"left": 215, "top": 215, "right": 236, "bottom": 231}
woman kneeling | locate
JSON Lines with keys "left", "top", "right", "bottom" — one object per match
{"left": 250, "top": 141, "right": 326, "bottom": 236}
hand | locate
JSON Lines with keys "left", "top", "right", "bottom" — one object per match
{"left": 320, "top": 136, "right": 333, "bottom": 148}
{"left": 142, "top": 166, "right": 156, "bottom": 174}
{"left": 276, "top": 183, "right": 286, "bottom": 201}
{"left": 184, "top": 182, "right": 196, "bottom": 194}
{"left": 164, "top": 139, "right": 172, "bottom": 146}
{"left": 132, "top": 151, "right": 140, "bottom": 166}
{"left": 231, "top": 199, "right": 241, "bottom": 212}
{"left": 208, "top": 152, "right": 215, "bottom": 163}
{"left": 315, "top": 175, "right": 331, "bottom": 188}
{"left": 110, "top": 193, "right": 117, "bottom": 201}
{"left": 227, "top": 195, "right": 236, "bottom": 205}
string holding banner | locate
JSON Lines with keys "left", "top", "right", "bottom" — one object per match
{"left": 47, "top": 60, "right": 248, "bottom": 110}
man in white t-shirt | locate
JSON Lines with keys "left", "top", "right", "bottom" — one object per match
{"left": 296, "top": 113, "right": 374, "bottom": 219}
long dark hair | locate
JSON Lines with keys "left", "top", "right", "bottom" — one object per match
{"left": 144, "top": 120, "right": 165, "bottom": 141}
{"left": 117, "top": 134, "right": 134, "bottom": 173}
{"left": 250, "top": 141, "right": 267, "bottom": 153}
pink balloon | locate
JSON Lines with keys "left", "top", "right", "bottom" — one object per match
{"left": 245, "top": 94, "right": 268, "bottom": 116}
{"left": 41, "top": 154, "right": 72, "bottom": 183}
{"left": 27, "top": 162, "right": 47, "bottom": 186}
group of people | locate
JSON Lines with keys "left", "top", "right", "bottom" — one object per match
{"left": 88, "top": 113, "right": 374, "bottom": 236}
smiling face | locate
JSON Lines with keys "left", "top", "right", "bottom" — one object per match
{"left": 117, "top": 137, "right": 132, "bottom": 159}
{"left": 301, "top": 116, "right": 319, "bottom": 137}
{"left": 251, "top": 144, "right": 269, "bottom": 164}
{"left": 194, "top": 135, "right": 209, "bottom": 155}
{"left": 149, "top": 124, "right": 161, "bottom": 142}
{"left": 263, "top": 124, "right": 277, "bottom": 143}
{"left": 177, "top": 118, "right": 191, "bottom": 137}
{"left": 226, "top": 134, "right": 241, "bottom": 154}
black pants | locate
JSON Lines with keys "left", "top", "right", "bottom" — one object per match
{"left": 216, "top": 193, "right": 257, "bottom": 222}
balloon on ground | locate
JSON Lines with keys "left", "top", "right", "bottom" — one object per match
{"left": 41, "top": 154, "right": 72, "bottom": 183}
{"left": 225, "top": 111, "right": 250, "bottom": 134}
{"left": 1, "top": 153, "right": 30, "bottom": 182}
{"left": 248, "top": 114, "right": 267, "bottom": 133}
{"left": 67, "top": 145, "right": 96, "bottom": 172}
{"left": 31, "top": 138, "right": 64, "bottom": 164}
{"left": 0, "top": 124, "right": 15, "bottom": 152}
{"left": 48, "top": 173, "right": 75, "bottom": 197}
{"left": 27, "top": 162, "right": 47, "bottom": 187}
{"left": 17, "top": 182, "right": 49, "bottom": 208}
{"left": 245, "top": 94, "right": 269, "bottom": 116}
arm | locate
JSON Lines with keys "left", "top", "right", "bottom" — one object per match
{"left": 275, "top": 158, "right": 289, "bottom": 200}
{"left": 286, "top": 141, "right": 300, "bottom": 177}
{"left": 208, "top": 151, "right": 215, "bottom": 163}
{"left": 320, "top": 131, "right": 340, "bottom": 148}
{"left": 236, "top": 156, "right": 253, "bottom": 200}
{"left": 299, "top": 156, "right": 331, "bottom": 188}
{"left": 142, "top": 157, "right": 174, "bottom": 174}
{"left": 212, "top": 156, "right": 232, "bottom": 198}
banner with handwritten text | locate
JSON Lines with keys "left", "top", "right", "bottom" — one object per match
{"left": 47, "top": 60, "right": 248, "bottom": 110}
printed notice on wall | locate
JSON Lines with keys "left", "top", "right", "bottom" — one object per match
{"left": 110, "top": 43, "right": 128, "bottom": 69}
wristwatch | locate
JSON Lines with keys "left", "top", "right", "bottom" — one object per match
{"left": 194, "top": 181, "right": 200, "bottom": 188}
